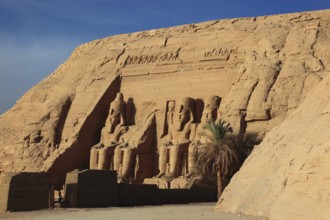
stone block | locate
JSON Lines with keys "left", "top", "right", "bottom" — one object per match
{"left": 170, "top": 178, "right": 217, "bottom": 202}
{"left": 170, "top": 178, "right": 191, "bottom": 189}
{"left": 158, "top": 189, "right": 190, "bottom": 204}
{"left": 188, "top": 186, "right": 217, "bottom": 202}
{"left": 64, "top": 169, "right": 119, "bottom": 208}
{"left": 0, "top": 172, "right": 50, "bottom": 212}
{"left": 119, "top": 184, "right": 159, "bottom": 206}
{"left": 143, "top": 178, "right": 170, "bottom": 189}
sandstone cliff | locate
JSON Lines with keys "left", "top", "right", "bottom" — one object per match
{"left": 217, "top": 71, "right": 330, "bottom": 220}
{"left": 0, "top": 9, "right": 329, "bottom": 197}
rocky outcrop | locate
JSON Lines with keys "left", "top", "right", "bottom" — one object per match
{"left": 0, "top": 9, "right": 330, "bottom": 193}
{"left": 215, "top": 10, "right": 330, "bottom": 220}
{"left": 216, "top": 72, "right": 330, "bottom": 219}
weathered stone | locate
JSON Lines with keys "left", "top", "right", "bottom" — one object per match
{"left": 90, "top": 92, "right": 127, "bottom": 171}
{"left": 64, "top": 170, "right": 216, "bottom": 207}
{"left": 119, "top": 184, "right": 159, "bottom": 206}
{"left": 216, "top": 69, "right": 330, "bottom": 219}
{"left": 143, "top": 178, "right": 170, "bottom": 189}
{"left": 0, "top": 9, "right": 329, "bottom": 219}
{"left": 156, "top": 97, "right": 195, "bottom": 179}
{"left": 114, "top": 113, "right": 156, "bottom": 183}
{"left": 64, "top": 169, "right": 118, "bottom": 207}
{"left": 0, "top": 172, "right": 50, "bottom": 212}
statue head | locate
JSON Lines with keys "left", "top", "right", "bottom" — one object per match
{"left": 173, "top": 97, "right": 194, "bottom": 131}
{"left": 168, "top": 101, "right": 175, "bottom": 112}
{"left": 106, "top": 92, "right": 125, "bottom": 133}
{"left": 201, "top": 96, "right": 220, "bottom": 124}
{"left": 167, "top": 101, "right": 175, "bottom": 126}
{"left": 201, "top": 106, "right": 213, "bottom": 124}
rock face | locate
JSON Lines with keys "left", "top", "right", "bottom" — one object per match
{"left": 0, "top": 8, "right": 329, "bottom": 201}
{"left": 217, "top": 72, "right": 330, "bottom": 219}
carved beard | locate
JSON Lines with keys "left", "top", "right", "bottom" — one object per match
{"left": 201, "top": 113, "right": 211, "bottom": 124}
{"left": 108, "top": 116, "right": 120, "bottom": 134}
{"left": 202, "top": 118, "right": 210, "bottom": 124}
{"left": 109, "top": 122, "right": 115, "bottom": 133}
{"left": 202, "top": 109, "right": 216, "bottom": 124}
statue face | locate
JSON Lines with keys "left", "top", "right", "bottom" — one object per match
{"left": 201, "top": 107, "right": 213, "bottom": 124}
{"left": 174, "top": 104, "right": 190, "bottom": 131}
{"left": 167, "top": 101, "right": 175, "bottom": 126}
{"left": 201, "top": 96, "right": 219, "bottom": 124}
{"left": 168, "top": 101, "right": 175, "bottom": 112}
{"left": 106, "top": 105, "right": 121, "bottom": 133}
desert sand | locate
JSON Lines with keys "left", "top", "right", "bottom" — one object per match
{"left": 0, "top": 203, "right": 263, "bottom": 220}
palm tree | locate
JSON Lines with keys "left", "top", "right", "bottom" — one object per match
{"left": 196, "top": 120, "right": 240, "bottom": 198}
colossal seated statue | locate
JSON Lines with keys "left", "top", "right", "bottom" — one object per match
{"left": 89, "top": 93, "right": 127, "bottom": 170}
{"left": 114, "top": 114, "right": 156, "bottom": 183}
{"left": 186, "top": 96, "right": 220, "bottom": 178}
{"left": 156, "top": 97, "right": 195, "bottom": 178}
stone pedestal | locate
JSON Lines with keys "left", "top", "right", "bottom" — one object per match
{"left": 144, "top": 177, "right": 201, "bottom": 189}
{"left": 143, "top": 178, "right": 170, "bottom": 189}
{"left": 170, "top": 178, "right": 190, "bottom": 189}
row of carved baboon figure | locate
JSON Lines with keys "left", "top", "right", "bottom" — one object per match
{"left": 89, "top": 93, "right": 221, "bottom": 182}
{"left": 125, "top": 52, "right": 179, "bottom": 65}
{"left": 124, "top": 47, "right": 237, "bottom": 66}
{"left": 204, "top": 47, "right": 238, "bottom": 59}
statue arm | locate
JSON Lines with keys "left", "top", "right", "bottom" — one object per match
{"left": 189, "top": 111, "right": 194, "bottom": 124}
{"left": 190, "top": 124, "right": 201, "bottom": 145}
{"left": 120, "top": 113, "right": 126, "bottom": 126}
{"left": 130, "top": 114, "right": 155, "bottom": 149}
{"left": 100, "top": 128, "right": 106, "bottom": 143}
{"left": 183, "top": 111, "right": 194, "bottom": 131}
{"left": 119, "top": 125, "right": 128, "bottom": 135}
{"left": 175, "top": 139, "right": 190, "bottom": 146}
{"left": 113, "top": 124, "right": 128, "bottom": 137}
{"left": 190, "top": 124, "right": 197, "bottom": 141}
{"left": 162, "top": 121, "right": 174, "bottom": 146}
{"left": 132, "top": 137, "right": 146, "bottom": 148}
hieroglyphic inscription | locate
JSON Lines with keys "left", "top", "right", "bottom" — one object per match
{"left": 125, "top": 51, "right": 179, "bottom": 65}
{"left": 203, "top": 47, "right": 238, "bottom": 60}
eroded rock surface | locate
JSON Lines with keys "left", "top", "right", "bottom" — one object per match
{"left": 217, "top": 72, "right": 330, "bottom": 219}
{"left": 0, "top": 9, "right": 329, "bottom": 197}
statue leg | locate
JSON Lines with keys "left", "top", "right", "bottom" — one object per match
{"left": 98, "top": 148, "right": 110, "bottom": 170}
{"left": 155, "top": 145, "right": 167, "bottom": 178}
{"left": 120, "top": 148, "right": 134, "bottom": 180}
{"left": 168, "top": 145, "right": 180, "bottom": 178}
{"left": 89, "top": 148, "right": 98, "bottom": 170}
{"left": 187, "top": 144, "right": 197, "bottom": 177}
{"left": 113, "top": 147, "right": 122, "bottom": 172}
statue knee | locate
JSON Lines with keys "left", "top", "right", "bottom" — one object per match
{"left": 114, "top": 146, "right": 121, "bottom": 155}
{"left": 99, "top": 148, "right": 107, "bottom": 157}
{"left": 90, "top": 148, "right": 97, "bottom": 156}
{"left": 125, "top": 147, "right": 134, "bottom": 154}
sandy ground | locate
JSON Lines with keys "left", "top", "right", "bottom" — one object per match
{"left": 0, "top": 203, "right": 264, "bottom": 220}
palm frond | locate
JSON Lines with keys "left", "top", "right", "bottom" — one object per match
{"left": 196, "top": 119, "right": 239, "bottom": 177}
{"left": 215, "top": 119, "right": 233, "bottom": 139}
{"left": 195, "top": 119, "right": 260, "bottom": 197}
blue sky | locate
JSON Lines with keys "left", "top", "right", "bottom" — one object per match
{"left": 0, "top": 0, "right": 330, "bottom": 114}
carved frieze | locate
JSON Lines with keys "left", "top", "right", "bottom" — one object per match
{"left": 203, "top": 47, "right": 239, "bottom": 61}
{"left": 124, "top": 51, "right": 180, "bottom": 66}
